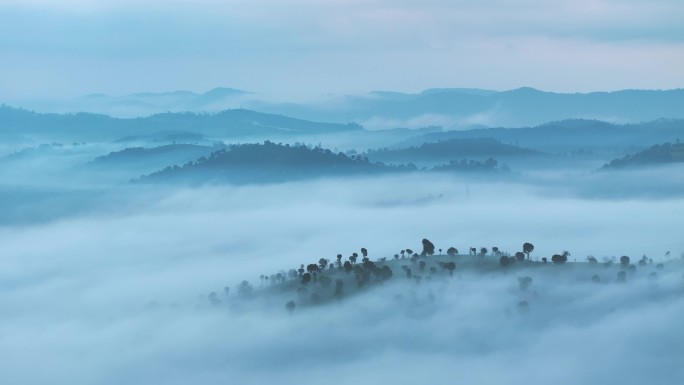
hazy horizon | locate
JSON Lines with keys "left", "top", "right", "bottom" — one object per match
{"left": 1, "top": 0, "right": 683, "bottom": 102}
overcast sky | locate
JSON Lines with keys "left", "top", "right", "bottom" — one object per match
{"left": 1, "top": 0, "right": 683, "bottom": 100}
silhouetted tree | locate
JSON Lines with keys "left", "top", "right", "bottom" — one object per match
{"left": 638, "top": 255, "right": 648, "bottom": 266}
{"left": 542, "top": 257, "right": 548, "bottom": 263}
{"left": 334, "top": 279, "right": 344, "bottom": 298}
{"left": 500, "top": 255, "right": 511, "bottom": 267}
{"left": 307, "top": 264, "right": 319, "bottom": 274}
{"left": 441, "top": 261, "right": 456, "bottom": 276}
{"left": 285, "top": 300, "right": 296, "bottom": 313}
{"left": 380, "top": 265, "right": 393, "bottom": 280}
{"left": 319, "top": 258, "right": 328, "bottom": 269}
{"left": 616, "top": 271, "right": 627, "bottom": 283}
{"left": 492, "top": 246, "right": 500, "bottom": 255}
{"left": 479, "top": 247, "right": 488, "bottom": 257}
{"left": 518, "top": 276, "right": 533, "bottom": 291}
{"left": 343, "top": 261, "right": 353, "bottom": 273}
{"left": 551, "top": 254, "right": 567, "bottom": 264}
{"left": 587, "top": 256, "right": 598, "bottom": 264}
{"left": 400, "top": 250, "right": 406, "bottom": 258}
{"left": 469, "top": 247, "right": 477, "bottom": 255}
{"left": 523, "top": 242, "right": 534, "bottom": 259}
{"left": 319, "top": 275, "right": 332, "bottom": 288}
{"left": 405, "top": 249, "right": 413, "bottom": 256}
{"left": 336, "top": 254, "right": 343, "bottom": 265}
{"left": 350, "top": 253, "right": 358, "bottom": 264}
{"left": 361, "top": 248, "right": 368, "bottom": 258}
{"left": 421, "top": 239, "right": 435, "bottom": 256}
{"left": 447, "top": 247, "right": 458, "bottom": 256}
{"left": 620, "top": 255, "right": 630, "bottom": 266}
{"left": 301, "top": 273, "right": 312, "bottom": 285}
{"left": 208, "top": 292, "right": 221, "bottom": 306}
{"left": 515, "top": 252, "right": 525, "bottom": 262}
{"left": 238, "top": 280, "right": 253, "bottom": 298}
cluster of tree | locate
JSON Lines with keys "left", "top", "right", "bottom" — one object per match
{"left": 602, "top": 141, "right": 684, "bottom": 169}
{"left": 203, "top": 238, "right": 674, "bottom": 313}
{"left": 431, "top": 158, "right": 505, "bottom": 173}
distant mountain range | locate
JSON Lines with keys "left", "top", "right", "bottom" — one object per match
{"left": 0, "top": 105, "right": 361, "bottom": 142}
{"left": 251, "top": 87, "right": 684, "bottom": 128}
{"left": 396, "top": 119, "right": 684, "bottom": 153}
{"left": 7, "top": 87, "right": 684, "bottom": 128}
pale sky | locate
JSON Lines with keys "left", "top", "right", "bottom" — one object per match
{"left": 1, "top": 0, "right": 683, "bottom": 101}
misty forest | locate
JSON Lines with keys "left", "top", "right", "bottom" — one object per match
{"left": 2, "top": 87, "right": 684, "bottom": 385}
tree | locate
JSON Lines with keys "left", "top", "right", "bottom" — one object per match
{"left": 500, "top": 255, "right": 511, "bottom": 267}
{"left": 400, "top": 250, "right": 406, "bottom": 258}
{"left": 285, "top": 300, "right": 296, "bottom": 313}
{"left": 380, "top": 265, "right": 393, "bottom": 280}
{"left": 307, "top": 264, "right": 319, "bottom": 274}
{"left": 479, "top": 247, "right": 488, "bottom": 257}
{"left": 319, "top": 258, "right": 328, "bottom": 270}
{"left": 336, "top": 254, "right": 343, "bottom": 265}
{"left": 350, "top": 253, "right": 358, "bottom": 264}
{"left": 361, "top": 248, "right": 368, "bottom": 258}
{"left": 447, "top": 247, "right": 458, "bottom": 256}
{"left": 405, "top": 249, "right": 413, "bottom": 256}
{"left": 301, "top": 272, "right": 312, "bottom": 285}
{"left": 238, "top": 280, "right": 253, "bottom": 298}
{"left": 318, "top": 275, "right": 332, "bottom": 288}
{"left": 518, "top": 276, "right": 533, "bottom": 291}
{"left": 523, "top": 242, "right": 534, "bottom": 259}
{"left": 438, "top": 248, "right": 443, "bottom": 255}
{"left": 469, "top": 247, "right": 477, "bottom": 255}
{"left": 587, "top": 256, "right": 598, "bottom": 264}
{"left": 343, "top": 261, "right": 353, "bottom": 273}
{"left": 620, "top": 255, "right": 630, "bottom": 266}
{"left": 515, "top": 251, "right": 525, "bottom": 262}
{"left": 441, "top": 261, "right": 456, "bottom": 276}
{"left": 334, "top": 279, "right": 344, "bottom": 298}
{"left": 616, "top": 271, "right": 627, "bottom": 283}
{"left": 551, "top": 254, "right": 567, "bottom": 264}
{"left": 492, "top": 246, "right": 500, "bottom": 255}
{"left": 421, "top": 239, "right": 435, "bottom": 256}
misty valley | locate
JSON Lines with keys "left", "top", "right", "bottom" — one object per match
{"left": 1, "top": 90, "right": 684, "bottom": 385}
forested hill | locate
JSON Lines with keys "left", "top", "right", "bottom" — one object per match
{"left": 398, "top": 119, "right": 684, "bottom": 152}
{"left": 0, "top": 105, "right": 362, "bottom": 142}
{"left": 367, "top": 137, "right": 540, "bottom": 163}
{"left": 137, "top": 141, "right": 405, "bottom": 184}
{"left": 601, "top": 142, "right": 684, "bottom": 169}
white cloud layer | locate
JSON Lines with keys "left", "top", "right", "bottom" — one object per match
{"left": 1, "top": 172, "right": 683, "bottom": 384}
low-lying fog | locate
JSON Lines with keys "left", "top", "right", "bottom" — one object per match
{"left": 1, "top": 172, "right": 683, "bottom": 385}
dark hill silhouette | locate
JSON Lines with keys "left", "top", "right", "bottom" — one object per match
{"left": 601, "top": 142, "right": 684, "bottom": 169}
{"left": 88, "top": 144, "right": 218, "bottom": 175}
{"left": 137, "top": 141, "right": 402, "bottom": 185}
{"left": 367, "top": 137, "right": 540, "bottom": 163}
